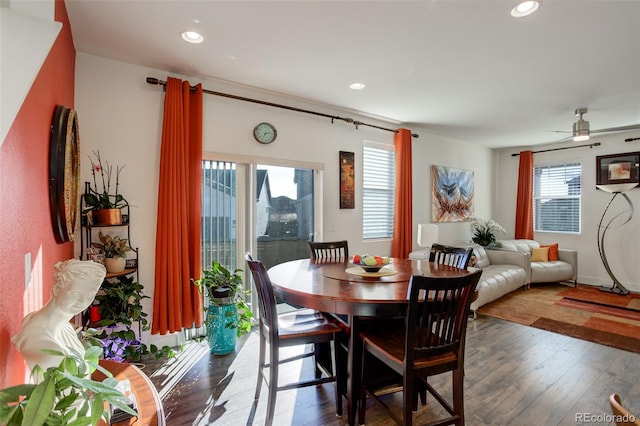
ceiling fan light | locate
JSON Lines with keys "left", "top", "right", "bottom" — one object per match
{"left": 573, "top": 119, "right": 590, "bottom": 141}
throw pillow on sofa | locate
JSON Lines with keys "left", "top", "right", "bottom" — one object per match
{"left": 531, "top": 247, "right": 549, "bottom": 262}
{"left": 541, "top": 243, "right": 559, "bottom": 261}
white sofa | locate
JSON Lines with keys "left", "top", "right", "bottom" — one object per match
{"left": 496, "top": 239, "right": 577, "bottom": 287}
{"left": 469, "top": 245, "right": 530, "bottom": 316}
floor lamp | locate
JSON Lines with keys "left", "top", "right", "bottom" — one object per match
{"left": 596, "top": 183, "right": 637, "bottom": 295}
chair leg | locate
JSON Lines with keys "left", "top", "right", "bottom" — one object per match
{"left": 254, "top": 332, "right": 266, "bottom": 402}
{"left": 358, "top": 347, "right": 367, "bottom": 425}
{"left": 265, "top": 342, "right": 279, "bottom": 426}
{"left": 332, "top": 340, "right": 343, "bottom": 417}
{"left": 403, "top": 375, "right": 414, "bottom": 426}
{"left": 452, "top": 367, "right": 464, "bottom": 426}
{"left": 416, "top": 380, "right": 426, "bottom": 408}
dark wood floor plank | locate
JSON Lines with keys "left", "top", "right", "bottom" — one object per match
{"left": 145, "top": 314, "right": 640, "bottom": 425}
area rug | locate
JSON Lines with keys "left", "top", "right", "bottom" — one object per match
{"left": 477, "top": 283, "right": 640, "bottom": 354}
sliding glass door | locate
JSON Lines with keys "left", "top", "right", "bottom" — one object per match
{"left": 200, "top": 157, "right": 321, "bottom": 322}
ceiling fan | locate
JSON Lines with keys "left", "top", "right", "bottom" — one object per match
{"left": 551, "top": 108, "right": 640, "bottom": 142}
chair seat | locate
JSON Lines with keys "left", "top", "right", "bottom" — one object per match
{"left": 361, "top": 327, "right": 459, "bottom": 371}
{"left": 278, "top": 309, "right": 341, "bottom": 339}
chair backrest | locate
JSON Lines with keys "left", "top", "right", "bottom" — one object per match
{"left": 429, "top": 243, "right": 473, "bottom": 269}
{"left": 245, "top": 253, "right": 278, "bottom": 340}
{"left": 308, "top": 240, "right": 349, "bottom": 262}
{"left": 609, "top": 394, "right": 640, "bottom": 426}
{"left": 405, "top": 269, "right": 482, "bottom": 365}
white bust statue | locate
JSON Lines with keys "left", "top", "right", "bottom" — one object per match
{"left": 12, "top": 259, "right": 106, "bottom": 373}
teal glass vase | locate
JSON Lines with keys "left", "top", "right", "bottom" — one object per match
{"left": 206, "top": 303, "right": 237, "bottom": 355}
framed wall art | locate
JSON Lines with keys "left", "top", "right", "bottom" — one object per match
{"left": 596, "top": 152, "right": 640, "bottom": 186}
{"left": 340, "top": 151, "right": 355, "bottom": 209}
{"left": 431, "top": 165, "right": 474, "bottom": 222}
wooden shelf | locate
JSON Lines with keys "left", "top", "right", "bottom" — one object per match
{"left": 106, "top": 268, "right": 137, "bottom": 279}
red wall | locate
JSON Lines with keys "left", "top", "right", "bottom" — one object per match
{"left": 0, "top": 0, "right": 75, "bottom": 388}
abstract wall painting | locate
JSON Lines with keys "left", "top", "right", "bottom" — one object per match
{"left": 431, "top": 165, "right": 474, "bottom": 222}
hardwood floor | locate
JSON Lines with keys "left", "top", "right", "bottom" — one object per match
{"left": 144, "top": 315, "right": 639, "bottom": 425}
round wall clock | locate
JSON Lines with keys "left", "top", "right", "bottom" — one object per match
{"left": 253, "top": 122, "right": 277, "bottom": 144}
{"left": 49, "top": 105, "right": 80, "bottom": 244}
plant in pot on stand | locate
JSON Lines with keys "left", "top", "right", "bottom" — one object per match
{"left": 92, "top": 232, "right": 130, "bottom": 274}
{"left": 84, "top": 151, "right": 126, "bottom": 226}
{"left": 193, "top": 261, "right": 253, "bottom": 355}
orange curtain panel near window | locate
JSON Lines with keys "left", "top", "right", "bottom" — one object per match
{"left": 152, "top": 77, "right": 203, "bottom": 335}
{"left": 391, "top": 128, "right": 413, "bottom": 258}
{"left": 515, "top": 150, "right": 534, "bottom": 239}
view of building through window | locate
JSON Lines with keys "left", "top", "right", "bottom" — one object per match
{"left": 256, "top": 165, "right": 314, "bottom": 269}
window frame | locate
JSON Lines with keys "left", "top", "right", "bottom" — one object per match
{"left": 532, "top": 161, "right": 582, "bottom": 234}
{"left": 362, "top": 140, "right": 395, "bottom": 240}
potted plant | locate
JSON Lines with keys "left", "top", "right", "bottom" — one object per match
{"left": 470, "top": 217, "right": 506, "bottom": 247}
{"left": 84, "top": 150, "right": 127, "bottom": 225}
{"left": 91, "top": 231, "right": 130, "bottom": 273}
{"left": 193, "top": 261, "right": 253, "bottom": 355}
{"left": 84, "top": 274, "right": 178, "bottom": 363}
{"left": 0, "top": 346, "right": 136, "bottom": 426}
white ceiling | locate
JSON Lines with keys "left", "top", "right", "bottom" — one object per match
{"left": 65, "top": 0, "right": 640, "bottom": 148}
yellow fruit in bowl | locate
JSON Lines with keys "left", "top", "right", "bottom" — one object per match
{"left": 382, "top": 257, "right": 390, "bottom": 264}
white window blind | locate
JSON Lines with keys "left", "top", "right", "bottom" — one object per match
{"left": 533, "top": 162, "right": 581, "bottom": 233}
{"left": 363, "top": 142, "right": 395, "bottom": 239}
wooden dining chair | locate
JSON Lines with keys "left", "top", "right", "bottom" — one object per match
{"left": 358, "top": 269, "right": 482, "bottom": 426}
{"left": 245, "top": 253, "right": 343, "bottom": 425}
{"left": 609, "top": 393, "right": 640, "bottom": 426}
{"left": 308, "top": 240, "right": 349, "bottom": 263}
{"left": 429, "top": 243, "right": 473, "bottom": 269}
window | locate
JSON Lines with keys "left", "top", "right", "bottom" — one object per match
{"left": 533, "top": 162, "right": 581, "bottom": 233}
{"left": 363, "top": 141, "right": 395, "bottom": 239}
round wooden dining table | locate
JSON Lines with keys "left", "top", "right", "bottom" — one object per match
{"left": 267, "top": 257, "right": 473, "bottom": 425}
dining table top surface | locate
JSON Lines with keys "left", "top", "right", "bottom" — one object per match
{"left": 267, "top": 257, "right": 473, "bottom": 316}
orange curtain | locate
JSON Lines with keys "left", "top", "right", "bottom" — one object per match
{"left": 391, "top": 128, "right": 413, "bottom": 258}
{"left": 152, "top": 77, "right": 203, "bottom": 335}
{"left": 515, "top": 150, "right": 534, "bottom": 239}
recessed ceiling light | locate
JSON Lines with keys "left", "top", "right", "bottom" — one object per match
{"left": 181, "top": 31, "right": 203, "bottom": 44}
{"left": 349, "top": 82, "right": 366, "bottom": 90}
{"left": 511, "top": 1, "right": 541, "bottom": 18}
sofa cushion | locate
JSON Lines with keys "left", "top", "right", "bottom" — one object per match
{"left": 470, "top": 264, "right": 527, "bottom": 311}
{"left": 497, "top": 239, "right": 540, "bottom": 252}
{"left": 472, "top": 246, "right": 491, "bottom": 269}
{"left": 531, "top": 261, "right": 574, "bottom": 283}
{"left": 531, "top": 247, "right": 549, "bottom": 262}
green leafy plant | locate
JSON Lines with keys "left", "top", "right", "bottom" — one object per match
{"left": 193, "top": 261, "right": 253, "bottom": 337}
{"left": 470, "top": 217, "right": 506, "bottom": 247}
{"left": 84, "top": 150, "right": 126, "bottom": 211}
{"left": 91, "top": 232, "right": 130, "bottom": 258}
{"left": 0, "top": 346, "right": 136, "bottom": 426}
{"left": 92, "top": 275, "right": 178, "bottom": 362}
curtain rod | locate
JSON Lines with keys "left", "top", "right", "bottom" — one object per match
{"left": 511, "top": 142, "right": 601, "bottom": 157}
{"left": 146, "top": 77, "right": 418, "bottom": 138}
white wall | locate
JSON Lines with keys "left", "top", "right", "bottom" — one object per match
{"left": 495, "top": 134, "right": 640, "bottom": 292}
{"left": 0, "top": 3, "right": 60, "bottom": 145}
{"left": 75, "top": 53, "right": 495, "bottom": 344}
